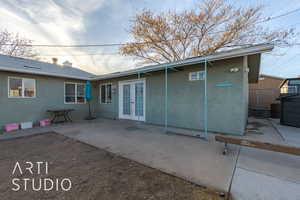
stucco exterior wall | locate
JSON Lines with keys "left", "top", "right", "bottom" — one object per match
{"left": 96, "top": 57, "right": 248, "bottom": 135}
{"left": 0, "top": 71, "right": 98, "bottom": 129}
{"left": 0, "top": 56, "right": 248, "bottom": 135}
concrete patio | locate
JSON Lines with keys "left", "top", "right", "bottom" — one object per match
{"left": 52, "top": 119, "right": 239, "bottom": 193}
{"left": 1, "top": 117, "right": 299, "bottom": 199}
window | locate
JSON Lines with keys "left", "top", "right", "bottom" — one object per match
{"left": 77, "top": 84, "right": 85, "bottom": 103}
{"left": 100, "top": 83, "right": 112, "bottom": 104}
{"left": 64, "top": 83, "right": 86, "bottom": 104}
{"left": 8, "top": 77, "right": 36, "bottom": 98}
{"left": 289, "top": 79, "right": 300, "bottom": 85}
{"left": 189, "top": 71, "right": 205, "bottom": 81}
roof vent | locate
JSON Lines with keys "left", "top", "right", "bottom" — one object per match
{"left": 63, "top": 60, "right": 72, "bottom": 67}
{"left": 24, "top": 65, "right": 41, "bottom": 70}
{"left": 52, "top": 58, "right": 58, "bottom": 65}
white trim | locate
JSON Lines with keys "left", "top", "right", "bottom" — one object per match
{"left": 64, "top": 82, "right": 86, "bottom": 104}
{"left": 99, "top": 83, "right": 112, "bottom": 104}
{"left": 8, "top": 76, "right": 36, "bottom": 98}
{"left": 118, "top": 78, "right": 146, "bottom": 121}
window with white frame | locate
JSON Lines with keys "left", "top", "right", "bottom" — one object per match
{"left": 100, "top": 83, "right": 112, "bottom": 104}
{"left": 64, "top": 82, "right": 86, "bottom": 104}
{"left": 189, "top": 71, "right": 205, "bottom": 81}
{"left": 8, "top": 77, "right": 36, "bottom": 98}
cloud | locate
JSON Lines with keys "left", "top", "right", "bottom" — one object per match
{"left": 2, "top": 0, "right": 298, "bottom": 78}
{"left": 0, "top": 0, "right": 137, "bottom": 75}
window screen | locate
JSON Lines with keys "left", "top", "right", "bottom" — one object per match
{"left": 101, "top": 85, "right": 106, "bottom": 103}
{"left": 65, "top": 83, "right": 85, "bottom": 104}
{"left": 77, "top": 84, "right": 85, "bottom": 103}
{"left": 100, "top": 84, "right": 112, "bottom": 104}
{"left": 9, "top": 77, "right": 36, "bottom": 98}
{"left": 23, "top": 78, "right": 35, "bottom": 97}
{"left": 9, "top": 78, "right": 22, "bottom": 97}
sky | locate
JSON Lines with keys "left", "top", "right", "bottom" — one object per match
{"left": 0, "top": 0, "right": 299, "bottom": 78}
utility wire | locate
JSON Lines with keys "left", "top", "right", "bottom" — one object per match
{"left": 37, "top": 53, "right": 121, "bottom": 56}
{"left": 1, "top": 6, "right": 300, "bottom": 48}
{"left": 258, "top": 7, "right": 300, "bottom": 23}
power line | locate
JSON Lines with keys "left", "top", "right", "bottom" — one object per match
{"left": 37, "top": 53, "right": 121, "bottom": 56}
{"left": 259, "top": 7, "right": 300, "bottom": 23}
{"left": 4, "top": 43, "right": 124, "bottom": 47}
{"left": 1, "top": 6, "right": 299, "bottom": 49}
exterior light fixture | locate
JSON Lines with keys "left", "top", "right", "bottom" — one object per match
{"left": 230, "top": 67, "right": 239, "bottom": 73}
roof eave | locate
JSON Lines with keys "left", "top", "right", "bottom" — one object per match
{"left": 0, "top": 66, "right": 93, "bottom": 80}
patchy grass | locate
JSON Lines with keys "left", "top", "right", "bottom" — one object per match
{"left": 0, "top": 133, "right": 225, "bottom": 200}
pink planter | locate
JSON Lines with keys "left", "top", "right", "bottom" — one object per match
{"left": 5, "top": 123, "right": 19, "bottom": 132}
{"left": 40, "top": 120, "right": 51, "bottom": 127}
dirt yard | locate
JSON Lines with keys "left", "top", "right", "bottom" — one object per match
{"left": 0, "top": 133, "right": 225, "bottom": 200}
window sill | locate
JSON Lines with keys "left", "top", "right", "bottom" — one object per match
{"left": 8, "top": 96, "right": 36, "bottom": 99}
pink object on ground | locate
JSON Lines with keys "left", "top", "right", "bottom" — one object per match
{"left": 40, "top": 120, "right": 51, "bottom": 127}
{"left": 5, "top": 123, "right": 19, "bottom": 132}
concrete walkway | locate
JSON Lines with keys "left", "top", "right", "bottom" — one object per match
{"left": 270, "top": 118, "right": 300, "bottom": 147}
{"left": 230, "top": 118, "right": 300, "bottom": 200}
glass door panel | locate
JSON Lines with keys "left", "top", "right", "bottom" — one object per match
{"left": 135, "top": 82, "right": 144, "bottom": 117}
{"left": 123, "top": 84, "right": 131, "bottom": 115}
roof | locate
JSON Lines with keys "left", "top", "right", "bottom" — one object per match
{"left": 280, "top": 77, "right": 300, "bottom": 88}
{"left": 0, "top": 43, "right": 274, "bottom": 81}
{"left": 0, "top": 54, "right": 95, "bottom": 80}
{"left": 260, "top": 74, "right": 285, "bottom": 80}
{"left": 93, "top": 43, "right": 274, "bottom": 81}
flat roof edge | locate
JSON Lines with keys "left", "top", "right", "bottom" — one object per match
{"left": 92, "top": 43, "right": 274, "bottom": 81}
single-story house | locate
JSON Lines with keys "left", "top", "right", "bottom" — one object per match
{"left": 0, "top": 43, "right": 274, "bottom": 135}
{"left": 280, "top": 77, "right": 300, "bottom": 95}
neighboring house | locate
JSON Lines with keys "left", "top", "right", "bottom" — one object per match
{"left": 279, "top": 77, "right": 300, "bottom": 127}
{"left": 0, "top": 43, "right": 274, "bottom": 135}
{"left": 280, "top": 77, "right": 300, "bottom": 95}
{"left": 249, "top": 74, "right": 285, "bottom": 110}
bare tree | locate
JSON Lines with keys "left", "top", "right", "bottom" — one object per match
{"left": 121, "top": 0, "right": 296, "bottom": 64}
{"left": 0, "top": 29, "right": 38, "bottom": 58}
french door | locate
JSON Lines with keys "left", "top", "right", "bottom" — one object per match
{"left": 119, "top": 79, "right": 146, "bottom": 121}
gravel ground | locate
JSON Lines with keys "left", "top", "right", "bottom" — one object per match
{"left": 0, "top": 132, "right": 225, "bottom": 200}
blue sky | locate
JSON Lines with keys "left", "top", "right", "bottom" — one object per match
{"left": 0, "top": 0, "right": 299, "bottom": 77}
